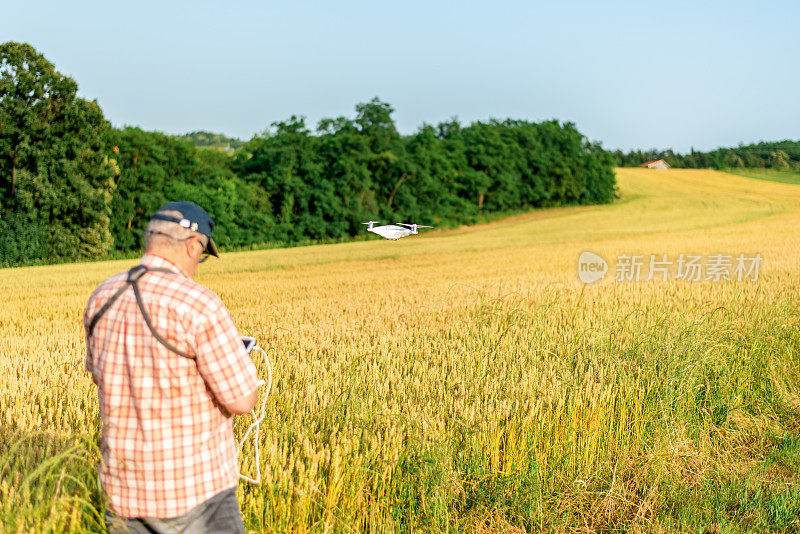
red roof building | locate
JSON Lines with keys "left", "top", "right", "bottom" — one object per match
{"left": 641, "top": 159, "right": 670, "bottom": 169}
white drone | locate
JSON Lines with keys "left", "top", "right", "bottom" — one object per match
{"left": 362, "top": 221, "right": 433, "bottom": 240}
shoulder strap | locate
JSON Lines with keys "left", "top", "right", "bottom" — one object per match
{"left": 87, "top": 265, "right": 196, "bottom": 360}
{"left": 130, "top": 278, "right": 195, "bottom": 359}
{"left": 87, "top": 282, "right": 131, "bottom": 336}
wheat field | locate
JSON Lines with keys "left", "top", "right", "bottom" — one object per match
{"left": 2, "top": 168, "right": 800, "bottom": 532}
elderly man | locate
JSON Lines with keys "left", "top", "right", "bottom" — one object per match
{"left": 84, "top": 201, "right": 259, "bottom": 533}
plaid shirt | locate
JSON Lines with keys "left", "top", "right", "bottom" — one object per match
{"left": 84, "top": 253, "right": 259, "bottom": 518}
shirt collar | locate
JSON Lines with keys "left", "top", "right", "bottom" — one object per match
{"left": 140, "top": 253, "right": 190, "bottom": 279}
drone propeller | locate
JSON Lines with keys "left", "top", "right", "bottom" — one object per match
{"left": 395, "top": 223, "right": 433, "bottom": 230}
{"left": 362, "top": 221, "right": 380, "bottom": 225}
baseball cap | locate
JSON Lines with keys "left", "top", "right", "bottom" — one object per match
{"left": 150, "top": 201, "right": 219, "bottom": 257}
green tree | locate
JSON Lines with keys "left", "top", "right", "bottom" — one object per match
{"left": 0, "top": 41, "right": 115, "bottom": 264}
{"left": 107, "top": 127, "right": 199, "bottom": 251}
{"left": 1, "top": 47, "right": 620, "bottom": 264}
{"left": 109, "top": 127, "right": 272, "bottom": 251}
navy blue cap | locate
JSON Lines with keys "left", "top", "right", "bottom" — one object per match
{"left": 151, "top": 201, "right": 219, "bottom": 257}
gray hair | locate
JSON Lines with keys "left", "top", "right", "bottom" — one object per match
{"left": 144, "top": 209, "right": 208, "bottom": 252}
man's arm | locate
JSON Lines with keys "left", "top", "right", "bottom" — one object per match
{"left": 193, "top": 302, "right": 260, "bottom": 415}
{"left": 224, "top": 388, "right": 258, "bottom": 415}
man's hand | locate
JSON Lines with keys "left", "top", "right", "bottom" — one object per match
{"left": 223, "top": 388, "right": 258, "bottom": 415}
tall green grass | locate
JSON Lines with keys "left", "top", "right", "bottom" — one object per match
{"left": 725, "top": 168, "right": 800, "bottom": 185}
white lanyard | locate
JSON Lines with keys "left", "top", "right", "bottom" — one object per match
{"left": 237, "top": 338, "right": 273, "bottom": 484}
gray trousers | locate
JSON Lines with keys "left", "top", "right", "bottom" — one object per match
{"left": 105, "top": 487, "right": 245, "bottom": 534}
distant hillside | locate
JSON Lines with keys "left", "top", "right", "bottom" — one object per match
{"left": 613, "top": 140, "right": 800, "bottom": 171}
{"left": 175, "top": 131, "right": 245, "bottom": 151}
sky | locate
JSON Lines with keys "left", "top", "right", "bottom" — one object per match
{"left": 2, "top": 0, "right": 798, "bottom": 152}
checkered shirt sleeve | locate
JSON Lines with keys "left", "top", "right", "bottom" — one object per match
{"left": 194, "top": 301, "right": 259, "bottom": 406}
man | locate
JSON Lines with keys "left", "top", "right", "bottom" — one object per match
{"left": 84, "top": 201, "right": 259, "bottom": 533}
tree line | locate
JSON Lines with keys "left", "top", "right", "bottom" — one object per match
{"left": 612, "top": 141, "right": 800, "bottom": 170}
{"left": 0, "top": 42, "right": 618, "bottom": 266}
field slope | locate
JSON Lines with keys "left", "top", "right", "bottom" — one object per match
{"left": 2, "top": 168, "right": 800, "bottom": 532}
